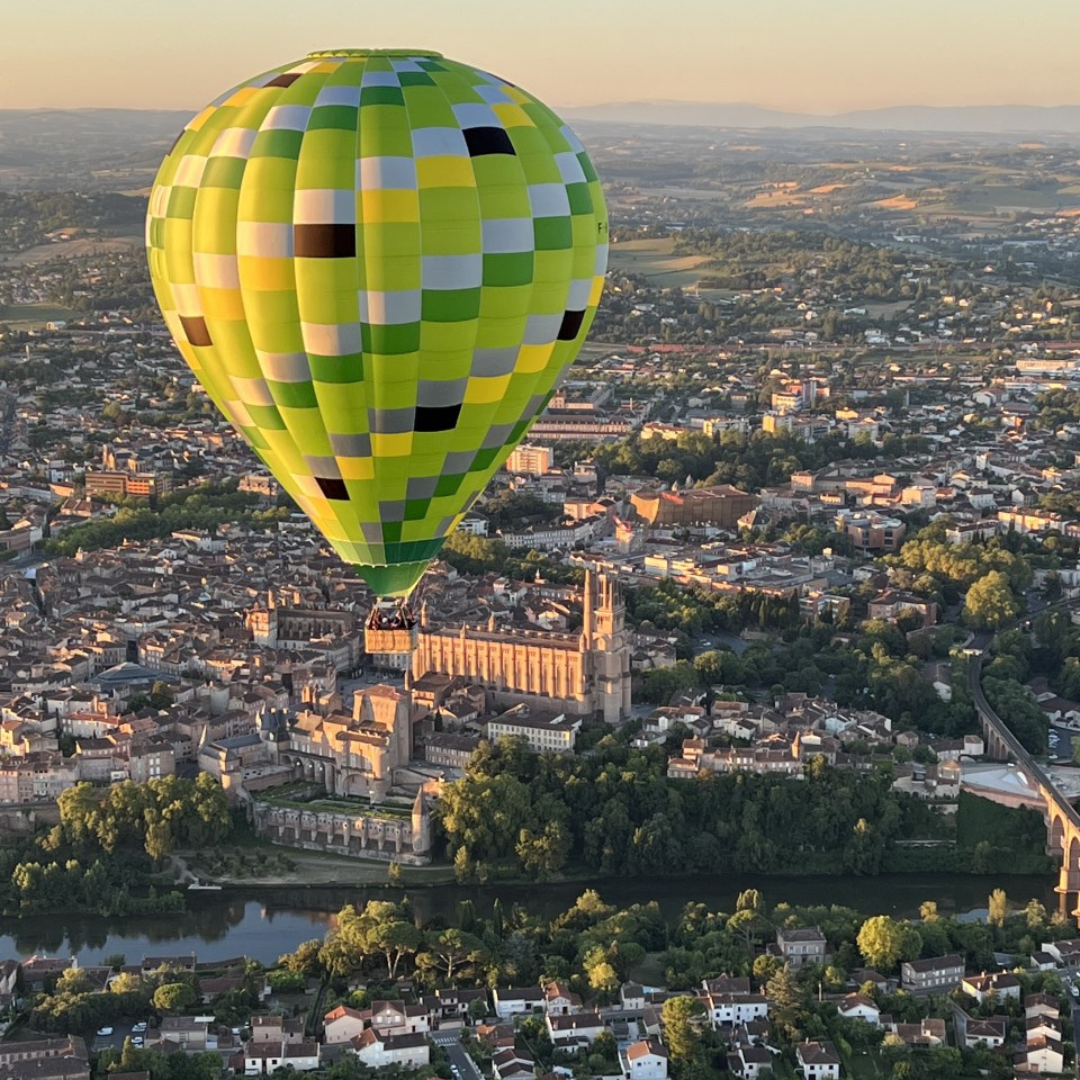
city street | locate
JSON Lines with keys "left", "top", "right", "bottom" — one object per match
{"left": 432, "top": 1034, "right": 483, "bottom": 1080}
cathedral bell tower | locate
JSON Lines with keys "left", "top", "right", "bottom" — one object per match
{"left": 586, "top": 571, "right": 632, "bottom": 724}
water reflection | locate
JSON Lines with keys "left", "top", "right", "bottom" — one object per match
{"left": 0, "top": 873, "right": 1058, "bottom": 965}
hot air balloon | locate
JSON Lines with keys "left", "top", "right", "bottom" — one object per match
{"left": 146, "top": 48, "right": 607, "bottom": 645}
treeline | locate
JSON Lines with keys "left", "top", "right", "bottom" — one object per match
{"left": 590, "top": 428, "right": 854, "bottom": 494}
{"left": 436, "top": 738, "right": 953, "bottom": 882}
{"left": 0, "top": 774, "right": 232, "bottom": 917}
{"left": 43, "top": 481, "right": 289, "bottom": 557}
{"left": 269, "top": 886, "right": 1069, "bottom": 1080}
{"left": 884, "top": 521, "right": 1034, "bottom": 609}
{"left": 0, "top": 191, "right": 145, "bottom": 251}
{"left": 632, "top": 612, "right": 975, "bottom": 738}
{"left": 672, "top": 227, "right": 952, "bottom": 301}
{"left": 0, "top": 845, "right": 184, "bottom": 918}
{"left": 48, "top": 773, "right": 232, "bottom": 859}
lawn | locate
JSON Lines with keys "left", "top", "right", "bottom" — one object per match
{"left": 846, "top": 1046, "right": 885, "bottom": 1079}
{"left": 254, "top": 781, "right": 413, "bottom": 819}
{"left": 608, "top": 236, "right": 712, "bottom": 287}
{"left": 0, "top": 303, "right": 77, "bottom": 329}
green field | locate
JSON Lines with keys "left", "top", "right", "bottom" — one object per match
{"left": 0, "top": 303, "right": 77, "bottom": 329}
{"left": 609, "top": 236, "right": 713, "bottom": 287}
{"left": 256, "top": 781, "right": 413, "bottom": 819}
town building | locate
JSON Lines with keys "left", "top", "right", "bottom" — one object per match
{"left": 411, "top": 570, "right": 632, "bottom": 723}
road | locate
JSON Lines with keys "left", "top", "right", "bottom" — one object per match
{"left": 431, "top": 1032, "right": 483, "bottom": 1080}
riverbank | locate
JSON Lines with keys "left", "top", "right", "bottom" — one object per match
{"left": 173, "top": 847, "right": 457, "bottom": 888}
{"left": 0, "top": 872, "right": 1060, "bottom": 967}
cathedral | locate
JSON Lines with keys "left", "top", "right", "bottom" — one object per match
{"left": 411, "top": 570, "right": 632, "bottom": 723}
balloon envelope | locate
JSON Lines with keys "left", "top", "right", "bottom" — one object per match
{"left": 146, "top": 48, "right": 607, "bottom": 597}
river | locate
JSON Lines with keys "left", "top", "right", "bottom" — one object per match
{"left": 0, "top": 873, "right": 1059, "bottom": 966}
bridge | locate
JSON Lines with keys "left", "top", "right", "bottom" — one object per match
{"left": 967, "top": 628, "right": 1080, "bottom": 919}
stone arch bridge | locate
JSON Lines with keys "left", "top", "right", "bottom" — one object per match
{"left": 968, "top": 643, "right": 1080, "bottom": 918}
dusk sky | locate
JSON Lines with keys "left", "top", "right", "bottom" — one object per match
{"left": 4, "top": 0, "right": 1079, "bottom": 113}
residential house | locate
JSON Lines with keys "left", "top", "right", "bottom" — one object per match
{"left": 249, "top": 1016, "right": 306, "bottom": 1044}
{"left": 0, "top": 958, "right": 21, "bottom": 1007}
{"left": 368, "top": 999, "right": 431, "bottom": 1035}
{"left": 901, "top": 954, "right": 964, "bottom": 992}
{"left": 492, "top": 1048, "right": 536, "bottom": 1080}
{"left": 19, "top": 957, "right": 72, "bottom": 992}
{"left": 152, "top": 1018, "right": 212, "bottom": 1052}
{"left": 9, "top": 1059, "right": 91, "bottom": 1080}
{"left": 493, "top": 986, "right": 545, "bottom": 1019}
{"left": 796, "top": 1041, "right": 841, "bottom": 1080}
{"left": 475, "top": 1023, "right": 516, "bottom": 1051}
{"left": 1039, "top": 939, "right": 1080, "bottom": 968}
{"left": 961, "top": 971, "right": 1022, "bottom": 1004}
{"left": 1025, "top": 1036, "right": 1064, "bottom": 1074}
{"left": 619, "top": 1038, "right": 668, "bottom": 1080}
{"left": 1025, "top": 1013, "right": 1060, "bottom": 1043}
{"left": 350, "top": 1030, "right": 430, "bottom": 1070}
{"left": 848, "top": 968, "right": 889, "bottom": 994}
{"left": 243, "top": 1041, "right": 319, "bottom": 1075}
{"left": 1025, "top": 993, "right": 1060, "bottom": 1021}
{"left": 324, "top": 1005, "right": 367, "bottom": 1045}
{"left": 887, "top": 1018, "right": 947, "bottom": 1048}
{"left": 542, "top": 981, "right": 582, "bottom": 1015}
{"left": 546, "top": 1012, "right": 604, "bottom": 1047}
{"left": 962, "top": 1017, "right": 1007, "bottom": 1050}
{"left": 835, "top": 993, "right": 880, "bottom": 1026}
{"left": 424, "top": 987, "right": 489, "bottom": 1023}
{"left": 0, "top": 1038, "right": 87, "bottom": 1076}
{"left": 776, "top": 927, "right": 827, "bottom": 969}
{"left": 726, "top": 1044, "right": 775, "bottom": 1080}
{"left": 705, "top": 991, "right": 769, "bottom": 1028}
{"left": 142, "top": 954, "right": 197, "bottom": 977}
{"left": 867, "top": 590, "right": 937, "bottom": 628}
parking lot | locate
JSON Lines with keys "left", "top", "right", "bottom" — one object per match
{"left": 1049, "top": 723, "right": 1075, "bottom": 763}
{"left": 91, "top": 1021, "right": 148, "bottom": 1054}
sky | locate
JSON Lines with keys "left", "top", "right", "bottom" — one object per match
{"left": 3, "top": 0, "right": 1079, "bottom": 114}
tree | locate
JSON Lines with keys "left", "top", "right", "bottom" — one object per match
{"left": 660, "top": 995, "right": 704, "bottom": 1065}
{"left": 964, "top": 570, "right": 1021, "bottom": 630}
{"left": 857, "top": 916, "right": 920, "bottom": 973}
{"left": 926, "top": 1046, "right": 963, "bottom": 1079}
{"left": 583, "top": 945, "right": 620, "bottom": 997}
{"left": 1025, "top": 898, "right": 1047, "bottom": 930}
{"left": 387, "top": 860, "right": 403, "bottom": 887}
{"left": 735, "top": 888, "right": 765, "bottom": 914}
{"left": 516, "top": 821, "right": 571, "bottom": 881}
{"left": 728, "top": 907, "right": 769, "bottom": 957}
{"left": 424, "top": 929, "right": 486, "bottom": 981}
{"left": 987, "top": 888, "right": 1008, "bottom": 928}
{"left": 153, "top": 981, "right": 196, "bottom": 1013}
{"left": 278, "top": 939, "right": 324, "bottom": 978}
{"left": 144, "top": 818, "right": 173, "bottom": 861}
{"left": 765, "top": 962, "right": 807, "bottom": 1041}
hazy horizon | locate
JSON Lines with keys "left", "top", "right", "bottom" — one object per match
{"left": 4, "top": 0, "right": 1080, "bottom": 113}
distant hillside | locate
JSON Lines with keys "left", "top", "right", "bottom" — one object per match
{"left": 560, "top": 101, "right": 1080, "bottom": 134}
{"left": 2, "top": 103, "right": 1080, "bottom": 191}
{"left": 0, "top": 109, "right": 190, "bottom": 189}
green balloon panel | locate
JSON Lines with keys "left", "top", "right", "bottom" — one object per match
{"left": 147, "top": 49, "right": 607, "bottom": 596}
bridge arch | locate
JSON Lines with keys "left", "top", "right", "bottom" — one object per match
{"left": 1066, "top": 835, "right": 1080, "bottom": 894}
{"left": 1049, "top": 810, "right": 1066, "bottom": 857}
